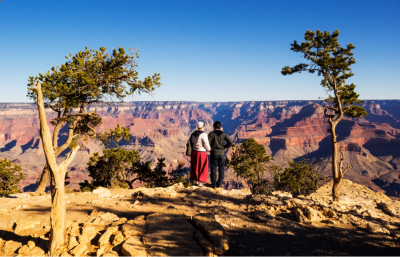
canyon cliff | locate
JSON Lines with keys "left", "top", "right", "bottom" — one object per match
{"left": 0, "top": 100, "right": 399, "bottom": 196}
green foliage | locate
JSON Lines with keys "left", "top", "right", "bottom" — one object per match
{"left": 81, "top": 148, "right": 192, "bottom": 191}
{"left": 27, "top": 47, "right": 160, "bottom": 108}
{"left": 27, "top": 46, "right": 161, "bottom": 153}
{"left": 228, "top": 138, "right": 271, "bottom": 194}
{"left": 65, "top": 171, "right": 70, "bottom": 186}
{"left": 78, "top": 180, "right": 93, "bottom": 192}
{"left": 82, "top": 147, "right": 141, "bottom": 190}
{"left": 168, "top": 161, "right": 193, "bottom": 187}
{"left": 136, "top": 158, "right": 170, "bottom": 188}
{"left": 0, "top": 159, "right": 25, "bottom": 196}
{"left": 281, "top": 30, "right": 368, "bottom": 120}
{"left": 272, "top": 159, "right": 329, "bottom": 196}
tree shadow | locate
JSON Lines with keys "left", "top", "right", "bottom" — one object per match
{"left": 0, "top": 140, "right": 17, "bottom": 152}
{"left": 23, "top": 183, "right": 50, "bottom": 193}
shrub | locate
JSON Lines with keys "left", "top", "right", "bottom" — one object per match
{"left": 228, "top": 138, "right": 272, "bottom": 194}
{"left": 0, "top": 158, "right": 25, "bottom": 196}
{"left": 133, "top": 158, "right": 192, "bottom": 188}
{"left": 80, "top": 147, "right": 141, "bottom": 191}
{"left": 272, "top": 159, "right": 329, "bottom": 196}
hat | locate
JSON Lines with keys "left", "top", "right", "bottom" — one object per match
{"left": 197, "top": 121, "right": 204, "bottom": 129}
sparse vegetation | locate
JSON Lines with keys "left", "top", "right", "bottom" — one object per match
{"left": 81, "top": 151, "right": 192, "bottom": 191}
{"left": 282, "top": 30, "right": 368, "bottom": 201}
{"left": 0, "top": 158, "right": 24, "bottom": 196}
{"left": 228, "top": 138, "right": 272, "bottom": 194}
{"left": 80, "top": 147, "right": 141, "bottom": 191}
{"left": 129, "top": 158, "right": 192, "bottom": 188}
{"left": 272, "top": 159, "right": 329, "bottom": 196}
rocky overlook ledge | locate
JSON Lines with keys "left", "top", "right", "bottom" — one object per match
{"left": 0, "top": 180, "right": 399, "bottom": 256}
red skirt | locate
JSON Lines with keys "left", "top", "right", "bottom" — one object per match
{"left": 190, "top": 151, "right": 209, "bottom": 183}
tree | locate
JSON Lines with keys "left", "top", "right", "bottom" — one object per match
{"left": 28, "top": 47, "right": 160, "bottom": 194}
{"left": 0, "top": 159, "right": 25, "bottom": 196}
{"left": 80, "top": 147, "right": 141, "bottom": 190}
{"left": 29, "top": 47, "right": 160, "bottom": 255}
{"left": 228, "top": 138, "right": 271, "bottom": 194}
{"left": 281, "top": 30, "right": 368, "bottom": 201}
{"left": 169, "top": 160, "right": 193, "bottom": 187}
{"left": 134, "top": 158, "right": 170, "bottom": 188}
{"left": 272, "top": 159, "right": 329, "bottom": 196}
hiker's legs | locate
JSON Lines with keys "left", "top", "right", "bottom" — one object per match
{"left": 210, "top": 155, "right": 218, "bottom": 186}
{"left": 216, "top": 155, "right": 226, "bottom": 187}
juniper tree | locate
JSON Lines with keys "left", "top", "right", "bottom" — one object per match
{"left": 82, "top": 147, "right": 141, "bottom": 190}
{"left": 28, "top": 47, "right": 160, "bottom": 194}
{"left": 281, "top": 30, "right": 368, "bottom": 201}
{"left": 28, "top": 47, "right": 160, "bottom": 255}
{"left": 228, "top": 138, "right": 271, "bottom": 194}
{"left": 272, "top": 159, "right": 328, "bottom": 196}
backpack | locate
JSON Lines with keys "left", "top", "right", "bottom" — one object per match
{"left": 186, "top": 131, "right": 204, "bottom": 156}
{"left": 186, "top": 134, "right": 193, "bottom": 156}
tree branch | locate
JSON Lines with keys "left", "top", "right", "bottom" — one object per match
{"left": 59, "top": 145, "right": 80, "bottom": 171}
{"left": 35, "top": 80, "right": 58, "bottom": 173}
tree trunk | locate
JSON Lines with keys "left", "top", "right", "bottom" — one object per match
{"left": 36, "top": 165, "right": 49, "bottom": 193}
{"left": 35, "top": 80, "right": 80, "bottom": 256}
{"left": 330, "top": 123, "right": 341, "bottom": 201}
{"left": 48, "top": 171, "right": 66, "bottom": 256}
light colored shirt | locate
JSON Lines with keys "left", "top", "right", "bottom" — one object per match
{"left": 191, "top": 132, "right": 211, "bottom": 152}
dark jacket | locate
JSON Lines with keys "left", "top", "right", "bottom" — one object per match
{"left": 208, "top": 129, "right": 233, "bottom": 156}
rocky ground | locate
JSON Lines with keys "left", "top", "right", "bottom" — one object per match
{"left": 0, "top": 180, "right": 400, "bottom": 256}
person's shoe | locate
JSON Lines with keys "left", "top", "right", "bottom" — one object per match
{"left": 211, "top": 184, "right": 216, "bottom": 189}
{"left": 198, "top": 182, "right": 204, "bottom": 187}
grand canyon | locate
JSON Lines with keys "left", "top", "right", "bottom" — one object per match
{"left": 1, "top": 100, "right": 399, "bottom": 197}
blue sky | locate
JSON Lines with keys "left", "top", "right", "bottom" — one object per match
{"left": 0, "top": 0, "right": 399, "bottom": 102}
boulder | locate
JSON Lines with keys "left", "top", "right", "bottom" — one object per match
{"left": 68, "top": 236, "right": 78, "bottom": 250}
{"left": 194, "top": 230, "right": 215, "bottom": 256}
{"left": 293, "top": 208, "right": 307, "bottom": 223}
{"left": 252, "top": 210, "right": 276, "bottom": 221}
{"left": 379, "top": 201, "right": 400, "bottom": 218}
{"left": 69, "top": 243, "right": 88, "bottom": 256}
{"left": 192, "top": 213, "right": 229, "bottom": 255}
{"left": 304, "top": 206, "right": 324, "bottom": 222}
{"left": 2, "top": 240, "right": 22, "bottom": 256}
{"left": 17, "top": 245, "right": 30, "bottom": 255}
{"left": 366, "top": 222, "right": 390, "bottom": 235}
{"left": 144, "top": 213, "right": 203, "bottom": 256}
{"left": 14, "top": 220, "right": 40, "bottom": 234}
{"left": 121, "top": 236, "right": 147, "bottom": 256}
{"left": 98, "top": 226, "right": 119, "bottom": 246}
{"left": 92, "top": 187, "right": 111, "bottom": 197}
{"left": 102, "top": 250, "right": 119, "bottom": 256}
{"left": 28, "top": 246, "right": 45, "bottom": 256}
{"left": 121, "top": 221, "right": 146, "bottom": 238}
{"left": 81, "top": 224, "right": 105, "bottom": 242}
{"left": 111, "top": 231, "right": 124, "bottom": 246}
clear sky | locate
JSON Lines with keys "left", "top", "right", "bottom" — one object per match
{"left": 0, "top": 0, "right": 399, "bottom": 102}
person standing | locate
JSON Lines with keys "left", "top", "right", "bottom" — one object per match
{"left": 208, "top": 121, "right": 233, "bottom": 188}
{"left": 190, "top": 121, "right": 211, "bottom": 186}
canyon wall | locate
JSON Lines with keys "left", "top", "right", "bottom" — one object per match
{"left": 1, "top": 100, "right": 399, "bottom": 196}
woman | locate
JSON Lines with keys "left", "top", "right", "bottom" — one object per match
{"left": 190, "top": 121, "right": 211, "bottom": 186}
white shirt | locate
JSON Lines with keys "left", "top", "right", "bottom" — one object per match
{"left": 191, "top": 131, "right": 211, "bottom": 152}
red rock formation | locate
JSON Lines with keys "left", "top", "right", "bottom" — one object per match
{"left": 0, "top": 100, "right": 399, "bottom": 196}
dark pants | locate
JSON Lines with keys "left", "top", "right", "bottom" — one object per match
{"left": 210, "top": 155, "right": 226, "bottom": 187}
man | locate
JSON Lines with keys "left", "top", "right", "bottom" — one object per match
{"left": 208, "top": 121, "right": 233, "bottom": 188}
